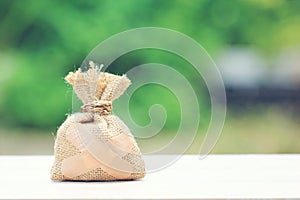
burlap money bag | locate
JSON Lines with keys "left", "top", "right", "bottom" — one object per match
{"left": 51, "top": 62, "right": 145, "bottom": 181}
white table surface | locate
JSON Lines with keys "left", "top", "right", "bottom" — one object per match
{"left": 0, "top": 155, "right": 299, "bottom": 199}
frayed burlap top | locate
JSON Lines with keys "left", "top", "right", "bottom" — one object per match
{"left": 51, "top": 62, "right": 145, "bottom": 181}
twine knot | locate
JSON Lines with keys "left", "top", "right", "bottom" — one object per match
{"left": 81, "top": 100, "right": 112, "bottom": 115}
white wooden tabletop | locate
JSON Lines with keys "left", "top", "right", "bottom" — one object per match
{"left": 0, "top": 155, "right": 299, "bottom": 199}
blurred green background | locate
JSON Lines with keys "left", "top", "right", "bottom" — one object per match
{"left": 0, "top": 0, "right": 300, "bottom": 154}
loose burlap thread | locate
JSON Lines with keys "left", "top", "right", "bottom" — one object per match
{"left": 51, "top": 61, "right": 145, "bottom": 181}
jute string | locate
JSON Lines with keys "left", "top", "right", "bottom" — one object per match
{"left": 80, "top": 100, "right": 112, "bottom": 115}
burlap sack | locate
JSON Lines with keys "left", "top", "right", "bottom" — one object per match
{"left": 51, "top": 61, "right": 145, "bottom": 181}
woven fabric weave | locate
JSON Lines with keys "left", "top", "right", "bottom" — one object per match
{"left": 51, "top": 62, "right": 145, "bottom": 181}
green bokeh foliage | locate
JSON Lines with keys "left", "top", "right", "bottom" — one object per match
{"left": 0, "top": 0, "right": 299, "bottom": 130}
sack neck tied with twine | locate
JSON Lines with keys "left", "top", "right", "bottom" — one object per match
{"left": 51, "top": 61, "right": 145, "bottom": 181}
{"left": 66, "top": 61, "right": 128, "bottom": 115}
